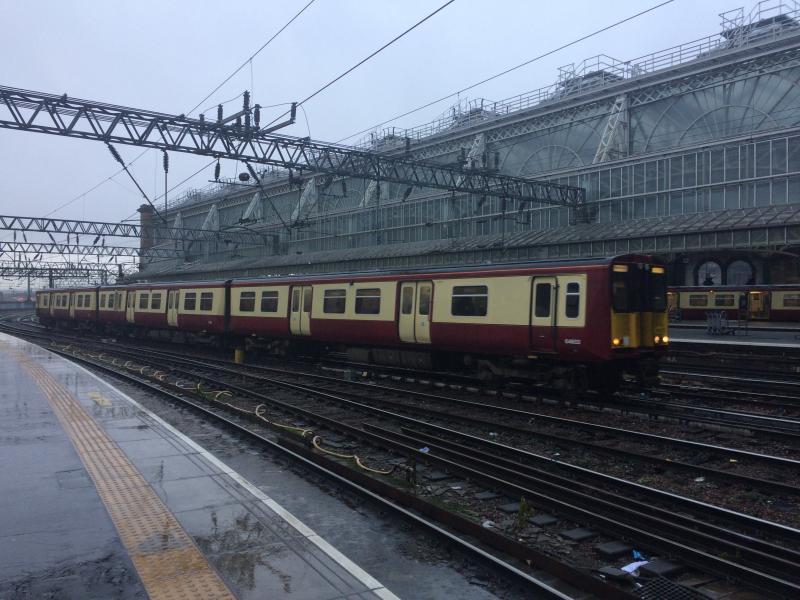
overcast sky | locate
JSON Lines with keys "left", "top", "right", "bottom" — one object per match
{"left": 0, "top": 0, "right": 748, "bottom": 286}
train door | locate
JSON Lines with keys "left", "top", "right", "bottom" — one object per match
{"left": 126, "top": 291, "right": 136, "bottom": 323}
{"left": 289, "top": 286, "right": 312, "bottom": 335}
{"left": 530, "top": 277, "right": 557, "bottom": 352}
{"left": 398, "top": 281, "right": 432, "bottom": 343}
{"left": 167, "top": 290, "right": 179, "bottom": 327}
{"left": 68, "top": 292, "right": 76, "bottom": 319}
{"left": 748, "top": 291, "right": 771, "bottom": 320}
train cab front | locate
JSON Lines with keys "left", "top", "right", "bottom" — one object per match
{"left": 609, "top": 260, "right": 669, "bottom": 386}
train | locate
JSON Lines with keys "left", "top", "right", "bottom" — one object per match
{"left": 35, "top": 255, "right": 669, "bottom": 394}
{"left": 668, "top": 285, "right": 800, "bottom": 321}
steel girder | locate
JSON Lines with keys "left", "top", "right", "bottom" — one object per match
{"left": 0, "top": 241, "right": 182, "bottom": 259}
{"left": 0, "top": 214, "right": 267, "bottom": 245}
{"left": 0, "top": 86, "right": 585, "bottom": 214}
{"left": 0, "top": 260, "right": 131, "bottom": 278}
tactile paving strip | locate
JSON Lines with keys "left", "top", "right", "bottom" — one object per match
{"left": 8, "top": 345, "right": 236, "bottom": 600}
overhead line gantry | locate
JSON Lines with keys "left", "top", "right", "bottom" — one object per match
{"left": 0, "top": 85, "right": 588, "bottom": 219}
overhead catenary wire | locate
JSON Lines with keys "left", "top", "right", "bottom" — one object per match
{"left": 336, "top": 0, "right": 675, "bottom": 144}
{"left": 37, "top": 1, "right": 317, "bottom": 225}
{"left": 261, "top": 0, "right": 458, "bottom": 130}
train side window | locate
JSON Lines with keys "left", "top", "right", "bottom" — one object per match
{"left": 183, "top": 292, "right": 197, "bottom": 311}
{"left": 199, "top": 292, "right": 213, "bottom": 311}
{"left": 138, "top": 293, "right": 149, "bottom": 309}
{"left": 534, "top": 283, "right": 552, "bottom": 317}
{"left": 355, "top": 288, "right": 381, "bottom": 315}
{"left": 451, "top": 285, "right": 488, "bottom": 317}
{"left": 239, "top": 291, "right": 256, "bottom": 312}
{"left": 565, "top": 282, "right": 580, "bottom": 318}
{"left": 100, "top": 294, "right": 106, "bottom": 308}
{"left": 688, "top": 294, "right": 708, "bottom": 307}
{"left": 714, "top": 294, "right": 735, "bottom": 307}
{"left": 401, "top": 287, "right": 414, "bottom": 314}
{"left": 291, "top": 289, "right": 300, "bottom": 312}
{"left": 418, "top": 286, "right": 431, "bottom": 316}
{"left": 77, "top": 295, "right": 84, "bottom": 308}
{"left": 151, "top": 293, "right": 162, "bottom": 310}
{"left": 323, "top": 289, "right": 346, "bottom": 314}
{"left": 784, "top": 294, "right": 800, "bottom": 307}
{"left": 260, "top": 291, "right": 279, "bottom": 313}
{"left": 168, "top": 293, "right": 173, "bottom": 310}
{"left": 86, "top": 294, "right": 92, "bottom": 307}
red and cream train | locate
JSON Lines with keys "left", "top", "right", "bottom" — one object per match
{"left": 36, "top": 255, "right": 670, "bottom": 393}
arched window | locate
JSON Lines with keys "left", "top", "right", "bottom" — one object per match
{"left": 697, "top": 261, "right": 722, "bottom": 286}
{"left": 727, "top": 260, "right": 754, "bottom": 286}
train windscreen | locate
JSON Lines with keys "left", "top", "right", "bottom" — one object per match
{"left": 612, "top": 264, "right": 667, "bottom": 312}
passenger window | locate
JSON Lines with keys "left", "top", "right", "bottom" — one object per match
{"left": 183, "top": 292, "right": 197, "bottom": 311}
{"left": 418, "top": 286, "right": 431, "bottom": 316}
{"left": 323, "top": 289, "right": 346, "bottom": 314}
{"left": 151, "top": 293, "right": 162, "bottom": 310}
{"left": 451, "top": 285, "right": 487, "bottom": 317}
{"left": 714, "top": 294, "right": 735, "bottom": 307}
{"left": 109, "top": 294, "right": 115, "bottom": 309}
{"left": 355, "top": 288, "right": 381, "bottom": 315}
{"left": 138, "top": 293, "right": 149, "bottom": 309}
{"left": 401, "top": 287, "right": 414, "bottom": 314}
{"left": 200, "top": 292, "right": 214, "bottom": 311}
{"left": 261, "top": 291, "right": 279, "bottom": 313}
{"left": 534, "top": 283, "right": 552, "bottom": 318}
{"left": 784, "top": 294, "right": 800, "bottom": 307}
{"left": 239, "top": 291, "right": 256, "bottom": 312}
{"left": 565, "top": 282, "right": 580, "bottom": 318}
{"left": 86, "top": 294, "right": 92, "bottom": 306}
{"left": 100, "top": 294, "right": 106, "bottom": 308}
{"left": 168, "top": 293, "right": 173, "bottom": 309}
{"left": 689, "top": 294, "right": 708, "bottom": 307}
{"left": 291, "top": 289, "right": 300, "bottom": 312}
{"left": 77, "top": 295, "right": 84, "bottom": 308}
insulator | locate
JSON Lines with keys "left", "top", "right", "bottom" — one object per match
{"left": 214, "top": 161, "right": 221, "bottom": 181}
{"left": 254, "top": 104, "right": 260, "bottom": 127}
{"left": 162, "top": 150, "right": 169, "bottom": 173}
{"left": 243, "top": 90, "right": 250, "bottom": 111}
{"left": 217, "top": 104, "right": 223, "bottom": 122}
{"left": 199, "top": 113, "right": 205, "bottom": 126}
{"left": 107, "top": 143, "right": 123, "bottom": 165}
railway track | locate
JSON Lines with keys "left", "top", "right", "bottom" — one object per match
{"left": 4, "top": 319, "right": 800, "bottom": 596}
{"left": 41, "top": 339, "right": 800, "bottom": 597}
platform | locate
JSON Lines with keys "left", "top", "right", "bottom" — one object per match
{"left": 669, "top": 324, "right": 800, "bottom": 348}
{"left": 0, "top": 332, "right": 399, "bottom": 600}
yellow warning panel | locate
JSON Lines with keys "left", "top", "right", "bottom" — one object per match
{"left": 12, "top": 349, "right": 236, "bottom": 600}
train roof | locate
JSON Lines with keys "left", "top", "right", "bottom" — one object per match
{"left": 40, "top": 254, "right": 660, "bottom": 292}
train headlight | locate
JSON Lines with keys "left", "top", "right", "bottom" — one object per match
{"left": 662, "top": 335, "right": 669, "bottom": 344}
{"left": 654, "top": 335, "right": 661, "bottom": 344}
{"left": 612, "top": 337, "right": 621, "bottom": 347}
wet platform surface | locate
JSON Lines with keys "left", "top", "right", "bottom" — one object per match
{"left": 670, "top": 321, "right": 800, "bottom": 347}
{"left": 0, "top": 333, "right": 399, "bottom": 600}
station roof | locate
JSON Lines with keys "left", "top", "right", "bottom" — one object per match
{"left": 135, "top": 204, "right": 800, "bottom": 280}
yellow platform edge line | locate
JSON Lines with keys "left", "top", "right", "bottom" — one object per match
{"left": 6, "top": 345, "right": 237, "bottom": 600}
